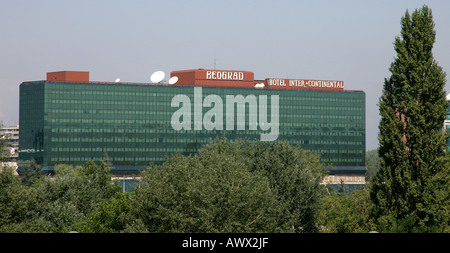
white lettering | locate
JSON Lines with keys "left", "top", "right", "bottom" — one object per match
{"left": 206, "top": 71, "right": 244, "bottom": 81}
{"left": 182, "top": 237, "right": 216, "bottom": 250}
{"left": 269, "top": 78, "right": 344, "bottom": 89}
{"left": 259, "top": 95, "right": 279, "bottom": 141}
{"left": 225, "top": 94, "right": 258, "bottom": 131}
{"left": 171, "top": 94, "right": 191, "bottom": 130}
{"left": 171, "top": 87, "right": 279, "bottom": 141}
{"left": 194, "top": 87, "right": 203, "bottom": 130}
{"left": 203, "top": 94, "right": 223, "bottom": 130}
{"left": 268, "top": 79, "right": 286, "bottom": 86}
{"left": 225, "top": 238, "right": 269, "bottom": 249}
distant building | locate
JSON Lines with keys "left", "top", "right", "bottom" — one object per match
{"left": 1, "top": 125, "right": 19, "bottom": 171}
{"left": 19, "top": 69, "right": 366, "bottom": 188}
{"left": 1, "top": 125, "right": 19, "bottom": 158}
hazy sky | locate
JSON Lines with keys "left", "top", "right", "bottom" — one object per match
{"left": 1, "top": 0, "right": 449, "bottom": 151}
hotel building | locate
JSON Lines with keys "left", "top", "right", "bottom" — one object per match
{"left": 19, "top": 69, "right": 366, "bottom": 187}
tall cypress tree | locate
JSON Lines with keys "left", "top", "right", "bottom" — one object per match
{"left": 371, "top": 5, "right": 449, "bottom": 232}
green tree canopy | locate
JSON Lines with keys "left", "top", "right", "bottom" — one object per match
{"left": 365, "top": 150, "right": 380, "bottom": 182}
{"left": 371, "top": 5, "right": 449, "bottom": 232}
{"left": 0, "top": 160, "right": 122, "bottom": 232}
{"left": 318, "top": 186, "right": 376, "bottom": 233}
{"left": 243, "top": 140, "right": 327, "bottom": 232}
{"left": 131, "top": 138, "right": 326, "bottom": 233}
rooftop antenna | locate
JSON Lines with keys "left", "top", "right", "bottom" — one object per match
{"left": 168, "top": 76, "right": 178, "bottom": 84}
{"left": 150, "top": 71, "right": 165, "bottom": 83}
{"left": 214, "top": 58, "right": 216, "bottom": 70}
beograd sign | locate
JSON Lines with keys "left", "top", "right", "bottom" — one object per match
{"left": 171, "top": 69, "right": 255, "bottom": 88}
{"left": 206, "top": 71, "right": 245, "bottom": 81}
{"left": 266, "top": 78, "right": 344, "bottom": 91}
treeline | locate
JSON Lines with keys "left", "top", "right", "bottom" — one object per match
{"left": 1, "top": 139, "right": 328, "bottom": 233}
{"left": 2, "top": 138, "right": 447, "bottom": 233}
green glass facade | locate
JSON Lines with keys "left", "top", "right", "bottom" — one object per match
{"left": 19, "top": 81, "right": 365, "bottom": 176}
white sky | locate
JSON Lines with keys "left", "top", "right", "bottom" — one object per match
{"left": 1, "top": 0, "right": 449, "bottom": 151}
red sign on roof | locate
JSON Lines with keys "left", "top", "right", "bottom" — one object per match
{"left": 171, "top": 69, "right": 254, "bottom": 88}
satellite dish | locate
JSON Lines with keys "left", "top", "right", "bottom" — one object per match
{"left": 168, "top": 76, "right": 178, "bottom": 84}
{"left": 115, "top": 78, "right": 120, "bottom": 82}
{"left": 254, "top": 83, "right": 265, "bottom": 88}
{"left": 151, "top": 71, "right": 165, "bottom": 83}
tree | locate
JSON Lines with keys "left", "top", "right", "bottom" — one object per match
{"left": 130, "top": 138, "right": 327, "bottom": 233}
{"left": 318, "top": 186, "right": 376, "bottom": 233}
{"left": 75, "top": 160, "right": 121, "bottom": 199}
{"left": 73, "top": 192, "right": 132, "bottom": 233}
{"left": 0, "top": 166, "right": 44, "bottom": 232}
{"left": 371, "top": 5, "right": 449, "bottom": 232}
{"left": 17, "top": 159, "right": 42, "bottom": 187}
{"left": 244, "top": 140, "right": 327, "bottom": 232}
{"left": 365, "top": 149, "right": 380, "bottom": 182}
{"left": 30, "top": 161, "right": 122, "bottom": 232}
{"left": 131, "top": 138, "right": 291, "bottom": 233}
